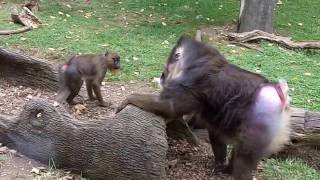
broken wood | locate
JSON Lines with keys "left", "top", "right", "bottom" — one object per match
{"left": 23, "top": 0, "right": 40, "bottom": 12}
{"left": 0, "top": 99, "right": 167, "bottom": 180}
{"left": 195, "top": 30, "right": 202, "bottom": 42}
{"left": 289, "top": 107, "right": 320, "bottom": 145}
{"left": 0, "top": 26, "right": 32, "bottom": 35}
{"left": 11, "top": 6, "right": 41, "bottom": 28}
{"left": 228, "top": 30, "right": 320, "bottom": 49}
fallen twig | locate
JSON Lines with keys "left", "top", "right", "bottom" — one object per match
{"left": 228, "top": 30, "right": 320, "bottom": 49}
{"left": 0, "top": 26, "right": 32, "bottom": 35}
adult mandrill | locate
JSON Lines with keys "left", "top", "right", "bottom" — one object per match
{"left": 116, "top": 37, "right": 291, "bottom": 180}
{"left": 56, "top": 51, "right": 120, "bottom": 107}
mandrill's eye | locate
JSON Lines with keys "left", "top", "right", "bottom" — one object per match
{"left": 174, "top": 53, "right": 180, "bottom": 60}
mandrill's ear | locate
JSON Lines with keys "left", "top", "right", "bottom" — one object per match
{"left": 177, "top": 36, "right": 187, "bottom": 45}
{"left": 105, "top": 51, "right": 109, "bottom": 56}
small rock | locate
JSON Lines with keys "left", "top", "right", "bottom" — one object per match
{"left": 8, "top": 149, "right": 17, "bottom": 154}
{"left": 37, "top": 112, "right": 42, "bottom": 118}
{"left": 168, "top": 159, "right": 178, "bottom": 168}
{"left": 31, "top": 167, "right": 41, "bottom": 175}
{"left": 0, "top": 146, "right": 8, "bottom": 154}
{"left": 53, "top": 101, "right": 59, "bottom": 107}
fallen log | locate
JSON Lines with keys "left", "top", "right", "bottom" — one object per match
{"left": 0, "top": 98, "right": 168, "bottom": 180}
{"left": 228, "top": 30, "right": 320, "bottom": 49}
{"left": 289, "top": 107, "right": 320, "bottom": 145}
{"left": 0, "top": 47, "right": 59, "bottom": 91}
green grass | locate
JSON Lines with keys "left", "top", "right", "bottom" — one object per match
{"left": 275, "top": 0, "right": 320, "bottom": 41}
{"left": 1, "top": 1, "right": 320, "bottom": 178}
{"left": 263, "top": 158, "right": 320, "bottom": 180}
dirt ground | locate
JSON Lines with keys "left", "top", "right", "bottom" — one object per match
{"left": 0, "top": 78, "right": 227, "bottom": 180}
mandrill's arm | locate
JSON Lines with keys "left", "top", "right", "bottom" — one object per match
{"left": 116, "top": 94, "right": 178, "bottom": 118}
{"left": 116, "top": 88, "right": 201, "bottom": 119}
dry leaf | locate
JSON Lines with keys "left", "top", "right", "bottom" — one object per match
{"left": 74, "top": 104, "right": 87, "bottom": 115}
{"left": 31, "top": 167, "right": 41, "bottom": 175}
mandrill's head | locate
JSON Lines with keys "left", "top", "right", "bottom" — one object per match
{"left": 105, "top": 51, "right": 121, "bottom": 75}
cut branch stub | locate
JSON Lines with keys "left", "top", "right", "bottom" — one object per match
{"left": 0, "top": 98, "right": 168, "bottom": 180}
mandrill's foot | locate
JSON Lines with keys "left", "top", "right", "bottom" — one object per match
{"left": 68, "top": 100, "right": 79, "bottom": 105}
{"left": 88, "top": 95, "right": 97, "bottom": 101}
{"left": 213, "top": 163, "right": 233, "bottom": 175}
{"left": 99, "top": 101, "right": 112, "bottom": 107}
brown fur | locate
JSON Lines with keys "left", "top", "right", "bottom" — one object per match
{"left": 56, "top": 51, "right": 120, "bottom": 107}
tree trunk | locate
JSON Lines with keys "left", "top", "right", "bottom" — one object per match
{"left": 0, "top": 99, "right": 168, "bottom": 180}
{"left": 238, "top": 0, "right": 276, "bottom": 33}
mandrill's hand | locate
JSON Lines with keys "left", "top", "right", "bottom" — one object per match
{"left": 115, "top": 98, "right": 130, "bottom": 113}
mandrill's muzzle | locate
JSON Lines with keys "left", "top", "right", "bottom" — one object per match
{"left": 111, "top": 68, "right": 121, "bottom": 75}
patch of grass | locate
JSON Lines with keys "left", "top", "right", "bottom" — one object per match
{"left": 0, "top": 0, "right": 239, "bottom": 81}
{"left": 262, "top": 158, "right": 320, "bottom": 180}
{"left": 275, "top": 0, "right": 320, "bottom": 41}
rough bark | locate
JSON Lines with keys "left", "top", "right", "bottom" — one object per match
{"left": 238, "top": 0, "right": 276, "bottom": 33}
{"left": 228, "top": 30, "right": 320, "bottom": 49}
{"left": 0, "top": 47, "right": 59, "bottom": 91}
{"left": 289, "top": 108, "right": 320, "bottom": 145}
{"left": 11, "top": 6, "right": 42, "bottom": 28}
{"left": 0, "top": 98, "right": 168, "bottom": 180}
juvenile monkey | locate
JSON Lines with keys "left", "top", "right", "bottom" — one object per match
{"left": 56, "top": 51, "right": 120, "bottom": 107}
